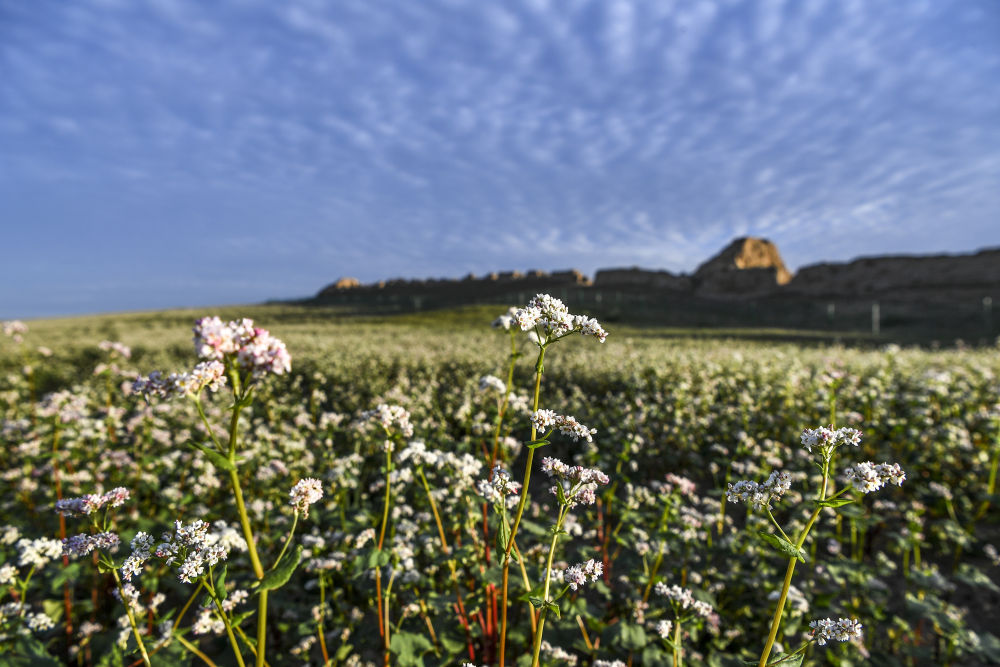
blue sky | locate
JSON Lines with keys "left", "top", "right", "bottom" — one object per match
{"left": 2, "top": 0, "right": 999, "bottom": 318}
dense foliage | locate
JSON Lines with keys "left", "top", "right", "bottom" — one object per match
{"left": 1, "top": 307, "right": 998, "bottom": 666}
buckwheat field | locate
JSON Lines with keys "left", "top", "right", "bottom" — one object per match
{"left": 1, "top": 299, "right": 998, "bottom": 667}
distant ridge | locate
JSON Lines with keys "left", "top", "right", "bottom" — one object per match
{"left": 312, "top": 238, "right": 1000, "bottom": 305}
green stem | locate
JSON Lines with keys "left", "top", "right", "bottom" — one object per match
{"left": 499, "top": 345, "right": 546, "bottom": 667}
{"left": 175, "top": 634, "right": 220, "bottom": 667}
{"left": 220, "top": 394, "right": 267, "bottom": 667}
{"left": 111, "top": 569, "right": 152, "bottom": 667}
{"left": 377, "top": 447, "right": 393, "bottom": 550}
{"left": 272, "top": 512, "right": 299, "bottom": 570}
{"left": 530, "top": 505, "right": 567, "bottom": 667}
{"left": 206, "top": 576, "right": 247, "bottom": 667}
{"left": 418, "top": 467, "right": 449, "bottom": 552}
{"left": 673, "top": 617, "right": 683, "bottom": 667}
{"left": 766, "top": 507, "right": 793, "bottom": 545}
{"left": 193, "top": 397, "right": 225, "bottom": 452}
{"left": 758, "top": 462, "right": 830, "bottom": 667}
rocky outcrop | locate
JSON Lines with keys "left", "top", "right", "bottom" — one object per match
{"left": 330, "top": 277, "right": 360, "bottom": 289}
{"left": 694, "top": 238, "right": 792, "bottom": 295}
{"left": 787, "top": 248, "right": 1000, "bottom": 298}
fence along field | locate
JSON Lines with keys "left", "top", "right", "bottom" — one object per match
{"left": 1, "top": 300, "right": 998, "bottom": 666}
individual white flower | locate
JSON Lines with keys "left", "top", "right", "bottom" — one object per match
{"left": 290, "top": 478, "right": 324, "bottom": 517}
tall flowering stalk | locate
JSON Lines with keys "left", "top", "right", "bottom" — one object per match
{"left": 134, "top": 316, "right": 291, "bottom": 667}
{"left": 487, "top": 307, "right": 522, "bottom": 470}
{"left": 529, "top": 455, "right": 608, "bottom": 667}
{"left": 360, "top": 403, "right": 414, "bottom": 666}
{"left": 57, "top": 488, "right": 151, "bottom": 666}
{"left": 495, "top": 294, "right": 607, "bottom": 666}
{"left": 725, "top": 424, "right": 905, "bottom": 666}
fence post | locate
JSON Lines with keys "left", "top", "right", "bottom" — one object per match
{"left": 985, "top": 296, "right": 993, "bottom": 337}
{"left": 871, "top": 302, "right": 880, "bottom": 337}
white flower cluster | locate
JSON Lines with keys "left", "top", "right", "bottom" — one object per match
{"left": 478, "top": 375, "right": 506, "bottom": 393}
{"left": 514, "top": 294, "right": 608, "bottom": 344}
{"left": 539, "top": 640, "right": 578, "bottom": 665}
{"left": 561, "top": 558, "right": 603, "bottom": 590}
{"left": 192, "top": 316, "right": 291, "bottom": 378}
{"left": 63, "top": 532, "right": 121, "bottom": 558}
{"left": 56, "top": 487, "right": 131, "bottom": 516}
{"left": 476, "top": 466, "right": 521, "bottom": 507}
{"left": 809, "top": 617, "right": 863, "bottom": 645}
{"left": 491, "top": 306, "right": 519, "bottom": 331}
{"left": 2, "top": 320, "right": 28, "bottom": 343}
{"left": 98, "top": 340, "right": 132, "bottom": 359}
{"left": 16, "top": 538, "right": 63, "bottom": 569}
{"left": 122, "top": 520, "right": 228, "bottom": 584}
{"left": 663, "top": 473, "right": 697, "bottom": 497}
{"left": 0, "top": 564, "right": 17, "bottom": 585}
{"left": 656, "top": 619, "right": 674, "bottom": 639}
{"left": 726, "top": 471, "right": 792, "bottom": 510}
{"left": 541, "top": 457, "right": 610, "bottom": 507}
{"left": 361, "top": 403, "right": 415, "bottom": 438}
{"left": 655, "top": 582, "right": 713, "bottom": 618}
{"left": 2, "top": 602, "right": 56, "bottom": 633}
{"left": 133, "top": 361, "right": 227, "bottom": 400}
{"left": 800, "top": 426, "right": 862, "bottom": 453}
{"left": 192, "top": 589, "right": 249, "bottom": 635}
{"left": 530, "top": 410, "right": 597, "bottom": 442}
{"left": 290, "top": 478, "right": 324, "bottom": 517}
{"left": 844, "top": 461, "right": 906, "bottom": 493}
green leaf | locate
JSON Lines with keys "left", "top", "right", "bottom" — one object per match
{"left": 93, "top": 645, "right": 124, "bottom": 667}
{"left": 614, "top": 622, "right": 648, "bottom": 650}
{"left": 8, "top": 635, "right": 62, "bottom": 667}
{"left": 390, "top": 630, "right": 433, "bottom": 666}
{"left": 815, "top": 497, "right": 854, "bottom": 508}
{"left": 185, "top": 440, "right": 235, "bottom": 472}
{"left": 529, "top": 596, "right": 545, "bottom": 609}
{"left": 526, "top": 439, "right": 550, "bottom": 450}
{"left": 214, "top": 564, "right": 228, "bottom": 600}
{"left": 757, "top": 531, "right": 807, "bottom": 563}
{"left": 545, "top": 600, "right": 561, "bottom": 620}
{"left": 744, "top": 652, "right": 805, "bottom": 666}
{"left": 955, "top": 563, "right": 1000, "bottom": 594}
{"left": 365, "top": 548, "right": 391, "bottom": 570}
{"left": 230, "top": 609, "right": 256, "bottom": 628}
{"left": 254, "top": 545, "right": 303, "bottom": 592}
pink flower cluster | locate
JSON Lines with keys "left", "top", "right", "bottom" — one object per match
{"left": 193, "top": 316, "right": 291, "bottom": 378}
{"left": 562, "top": 558, "right": 603, "bottom": 590}
{"left": 55, "top": 487, "right": 131, "bottom": 516}
{"left": 63, "top": 532, "right": 121, "bottom": 558}
{"left": 2, "top": 320, "right": 28, "bottom": 343}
